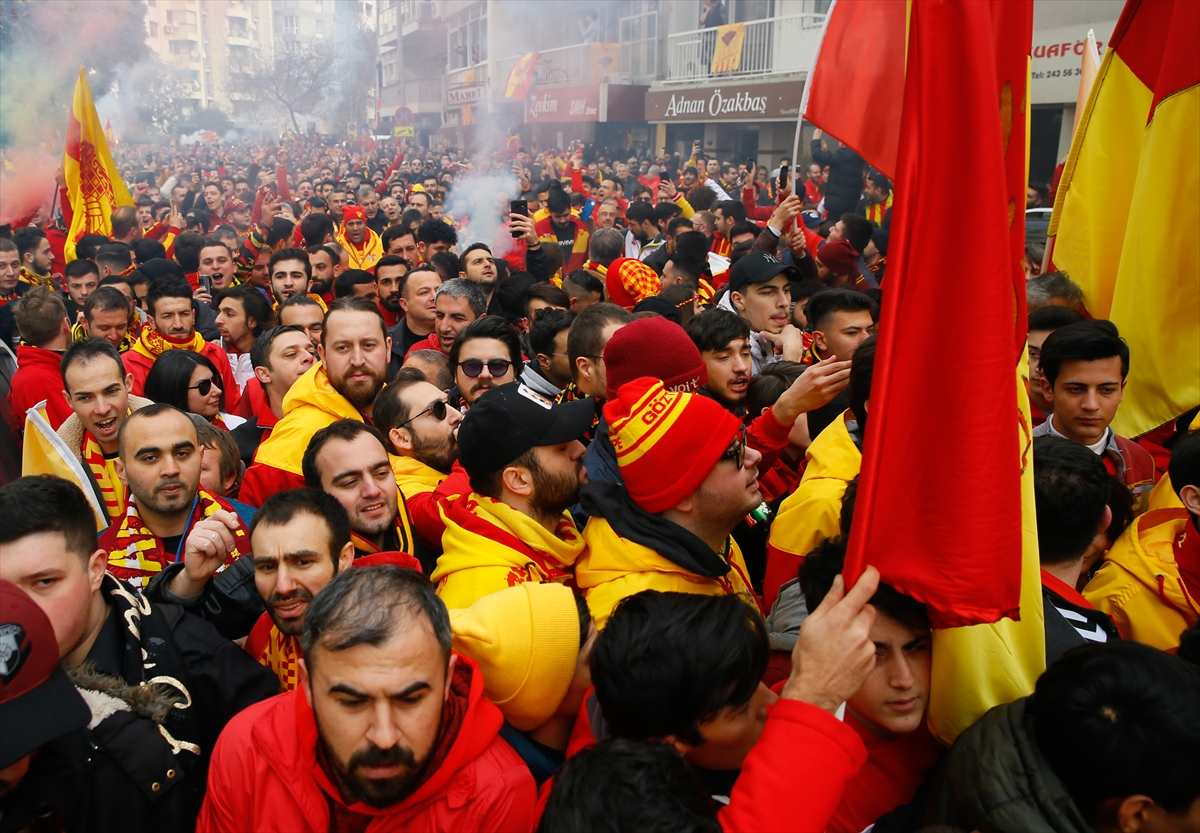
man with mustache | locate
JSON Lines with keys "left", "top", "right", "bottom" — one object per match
{"left": 241, "top": 297, "right": 392, "bottom": 506}
{"left": 197, "top": 565, "right": 538, "bottom": 831}
{"left": 243, "top": 488, "right": 421, "bottom": 692}
{"left": 448, "top": 317, "right": 522, "bottom": 410}
{"left": 375, "top": 370, "right": 471, "bottom": 553}
{"left": 373, "top": 254, "right": 409, "bottom": 329}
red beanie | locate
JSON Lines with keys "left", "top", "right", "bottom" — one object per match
{"left": 604, "top": 377, "right": 742, "bottom": 514}
{"left": 606, "top": 257, "right": 661, "bottom": 310}
{"left": 342, "top": 205, "right": 367, "bottom": 222}
{"left": 604, "top": 316, "right": 708, "bottom": 400}
{"left": 816, "top": 238, "right": 860, "bottom": 278}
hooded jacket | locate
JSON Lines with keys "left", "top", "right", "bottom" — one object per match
{"left": 240, "top": 362, "right": 361, "bottom": 506}
{"left": 431, "top": 492, "right": 586, "bottom": 610}
{"left": 575, "top": 481, "right": 757, "bottom": 627}
{"left": 195, "top": 656, "right": 537, "bottom": 833}
{"left": 10, "top": 343, "right": 74, "bottom": 429}
{"left": 1083, "top": 509, "right": 1199, "bottom": 650}
{"left": 764, "top": 412, "right": 862, "bottom": 610}
{"left": 925, "top": 698, "right": 1093, "bottom": 833}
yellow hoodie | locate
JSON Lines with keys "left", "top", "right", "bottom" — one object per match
{"left": 577, "top": 517, "right": 756, "bottom": 628}
{"left": 763, "top": 411, "right": 862, "bottom": 610}
{"left": 391, "top": 454, "right": 446, "bottom": 501}
{"left": 1083, "top": 509, "right": 1199, "bottom": 651}
{"left": 253, "top": 362, "right": 363, "bottom": 475}
{"left": 431, "top": 493, "right": 586, "bottom": 610}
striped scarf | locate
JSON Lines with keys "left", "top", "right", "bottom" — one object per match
{"left": 106, "top": 488, "right": 249, "bottom": 589}
{"left": 350, "top": 513, "right": 417, "bottom": 558}
{"left": 81, "top": 431, "right": 125, "bottom": 521}
{"left": 865, "top": 192, "right": 893, "bottom": 225}
{"left": 72, "top": 321, "right": 133, "bottom": 351}
{"left": 247, "top": 616, "right": 303, "bottom": 693}
{"left": 130, "top": 327, "right": 206, "bottom": 361}
{"left": 18, "top": 266, "right": 53, "bottom": 288}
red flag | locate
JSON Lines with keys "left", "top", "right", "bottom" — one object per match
{"left": 843, "top": 0, "right": 1032, "bottom": 629}
{"left": 801, "top": 0, "right": 907, "bottom": 179}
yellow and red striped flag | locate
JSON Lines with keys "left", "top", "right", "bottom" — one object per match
{"left": 1046, "top": 0, "right": 1199, "bottom": 438}
{"left": 505, "top": 52, "right": 539, "bottom": 100}
{"left": 62, "top": 66, "right": 132, "bottom": 256}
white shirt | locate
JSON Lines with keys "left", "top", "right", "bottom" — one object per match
{"left": 1046, "top": 413, "right": 1110, "bottom": 455}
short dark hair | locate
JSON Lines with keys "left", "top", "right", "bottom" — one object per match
{"left": 567, "top": 302, "right": 635, "bottom": 370}
{"left": 1028, "top": 304, "right": 1086, "bottom": 332}
{"left": 416, "top": 217, "right": 458, "bottom": 248}
{"left": 713, "top": 200, "right": 746, "bottom": 224}
{"left": 371, "top": 370, "right": 434, "bottom": 452}
{"left": 216, "top": 285, "right": 274, "bottom": 338}
{"left": 593, "top": 591, "right": 767, "bottom": 746}
{"left": 665, "top": 254, "right": 703, "bottom": 287}
{"left": 269, "top": 247, "right": 313, "bottom": 281}
{"left": 728, "top": 221, "right": 758, "bottom": 241}
{"left": 133, "top": 239, "right": 167, "bottom": 265}
{"left": 525, "top": 282, "right": 571, "bottom": 318}
{"left": 301, "top": 565, "right": 451, "bottom": 669}
{"left": 249, "top": 324, "right": 307, "bottom": 371}
{"left": 333, "top": 268, "right": 375, "bottom": 299}
{"left": 83, "top": 286, "right": 133, "bottom": 326}
{"left": 804, "top": 288, "right": 878, "bottom": 332}
{"left": 0, "top": 475, "right": 98, "bottom": 559}
{"left": 13, "top": 226, "right": 46, "bottom": 259}
{"left": 302, "top": 419, "right": 389, "bottom": 488}
{"left": 14, "top": 285, "right": 67, "bottom": 346}
{"left": 563, "top": 269, "right": 604, "bottom": 300}
{"left": 537, "top": 739, "right": 720, "bottom": 833}
{"left": 800, "top": 536, "right": 930, "bottom": 632}
{"left": 250, "top": 488, "right": 351, "bottom": 564}
{"left": 847, "top": 334, "right": 877, "bottom": 434}
{"left": 685, "top": 308, "right": 750, "bottom": 354}
{"left": 1033, "top": 436, "right": 1112, "bottom": 565}
{"left": 625, "top": 201, "right": 657, "bottom": 225}
{"left": 529, "top": 308, "right": 575, "bottom": 358}
{"left": 448, "top": 316, "right": 523, "bottom": 371}
{"left": 1031, "top": 641, "right": 1200, "bottom": 819}
{"left": 64, "top": 258, "right": 100, "bottom": 282}
{"left": 374, "top": 254, "right": 410, "bottom": 276}
{"left": 145, "top": 350, "right": 225, "bottom": 413}
{"left": 172, "top": 232, "right": 206, "bottom": 273}
{"left": 429, "top": 251, "right": 461, "bottom": 281}
{"left": 74, "top": 234, "right": 109, "bottom": 262}
{"left": 746, "top": 361, "right": 804, "bottom": 417}
{"left": 145, "top": 278, "right": 193, "bottom": 317}
{"left": 323, "top": 296, "right": 387, "bottom": 348}
{"left": 381, "top": 225, "right": 415, "bottom": 252}
{"left": 1038, "top": 320, "right": 1130, "bottom": 388}
{"left": 300, "top": 212, "right": 336, "bottom": 247}
{"left": 546, "top": 187, "right": 571, "bottom": 215}
{"left": 666, "top": 217, "right": 694, "bottom": 238}
{"left": 197, "top": 237, "right": 234, "bottom": 261}
{"left": 838, "top": 213, "right": 875, "bottom": 254}
{"left": 1168, "top": 429, "right": 1200, "bottom": 502}
{"left": 61, "top": 337, "right": 125, "bottom": 390}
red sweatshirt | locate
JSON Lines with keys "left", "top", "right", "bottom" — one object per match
{"left": 10, "top": 345, "right": 73, "bottom": 429}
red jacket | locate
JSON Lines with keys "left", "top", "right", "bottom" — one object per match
{"left": 10, "top": 344, "right": 73, "bottom": 429}
{"left": 404, "top": 331, "right": 443, "bottom": 360}
{"left": 197, "top": 655, "right": 537, "bottom": 832}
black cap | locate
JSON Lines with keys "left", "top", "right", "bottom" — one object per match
{"left": 457, "top": 383, "right": 596, "bottom": 478}
{"left": 727, "top": 251, "right": 793, "bottom": 294}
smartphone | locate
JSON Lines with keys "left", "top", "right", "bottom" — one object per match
{"left": 510, "top": 199, "right": 528, "bottom": 238}
{"left": 198, "top": 275, "right": 213, "bottom": 294}
{"left": 778, "top": 163, "right": 790, "bottom": 192}
{"left": 747, "top": 157, "right": 756, "bottom": 174}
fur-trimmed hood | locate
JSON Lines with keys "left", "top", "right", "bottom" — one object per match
{"left": 68, "top": 663, "right": 179, "bottom": 730}
{"left": 56, "top": 394, "right": 153, "bottom": 463}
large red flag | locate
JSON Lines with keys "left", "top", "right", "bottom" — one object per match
{"left": 843, "top": 0, "right": 1031, "bottom": 629}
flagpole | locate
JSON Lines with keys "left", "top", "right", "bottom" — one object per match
{"left": 792, "top": 0, "right": 836, "bottom": 192}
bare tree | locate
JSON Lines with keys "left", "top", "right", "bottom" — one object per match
{"left": 240, "top": 41, "right": 339, "bottom": 134}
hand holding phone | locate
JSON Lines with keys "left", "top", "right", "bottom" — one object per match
{"left": 510, "top": 199, "right": 529, "bottom": 238}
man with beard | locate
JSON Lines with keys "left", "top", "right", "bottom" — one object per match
{"left": 622, "top": 200, "right": 660, "bottom": 261}
{"left": 449, "top": 317, "right": 522, "bottom": 410}
{"left": 458, "top": 243, "right": 498, "bottom": 311}
{"left": 269, "top": 247, "right": 317, "bottom": 308}
{"left": 374, "top": 254, "right": 409, "bottom": 328}
{"left": 375, "top": 370, "right": 471, "bottom": 553}
{"left": 387, "top": 265, "right": 441, "bottom": 375}
{"left": 241, "top": 298, "right": 391, "bottom": 506}
{"left": 243, "top": 489, "right": 422, "bottom": 692}
{"left": 306, "top": 243, "right": 339, "bottom": 299}
{"left": 97, "top": 404, "right": 253, "bottom": 590}
{"left": 432, "top": 382, "right": 594, "bottom": 610}
{"left": 196, "top": 565, "right": 538, "bottom": 831}
{"left": 535, "top": 187, "right": 590, "bottom": 274}
{"left": 336, "top": 205, "right": 383, "bottom": 272}
{"left": 224, "top": 199, "right": 253, "bottom": 243}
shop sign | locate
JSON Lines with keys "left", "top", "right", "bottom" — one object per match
{"left": 646, "top": 80, "right": 805, "bottom": 122}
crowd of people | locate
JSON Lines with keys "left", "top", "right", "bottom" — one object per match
{"left": 0, "top": 130, "right": 1197, "bottom": 833}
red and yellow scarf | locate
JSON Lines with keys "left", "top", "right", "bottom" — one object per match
{"left": 81, "top": 431, "right": 126, "bottom": 521}
{"left": 350, "top": 510, "right": 417, "bottom": 559}
{"left": 865, "top": 192, "right": 893, "bottom": 225}
{"left": 105, "top": 487, "right": 249, "bottom": 589}
{"left": 18, "top": 266, "right": 53, "bottom": 288}
{"left": 246, "top": 614, "right": 303, "bottom": 692}
{"left": 130, "top": 328, "right": 206, "bottom": 361}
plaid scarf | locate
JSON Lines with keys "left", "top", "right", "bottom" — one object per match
{"left": 130, "top": 328, "right": 206, "bottom": 361}
{"left": 105, "top": 488, "right": 249, "bottom": 589}
{"left": 81, "top": 430, "right": 125, "bottom": 521}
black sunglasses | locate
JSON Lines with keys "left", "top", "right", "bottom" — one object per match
{"left": 719, "top": 427, "right": 747, "bottom": 470}
{"left": 188, "top": 377, "right": 218, "bottom": 396}
{"left": 457, "top": 359, "right": 513, "bottom": 378}
{"left": 400, "top": 398, "right": 450, "bottom": 427}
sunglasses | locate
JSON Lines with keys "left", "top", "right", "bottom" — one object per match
{"left": 400, "top": 398, "right": 450, "bottom": 427}
{"left": 719, "top": 427, "right": 747, "bottom": 470}
{"left": 188, "top": 376, "right": 219, "bottom": 396}
{"left": 457, "top": 358, "right": 512, "bottom": 378}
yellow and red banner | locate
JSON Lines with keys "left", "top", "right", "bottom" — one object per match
{"left": 1046, "top": 0, "right": 1199, "bottom": 438}
{"left": 505, "top": 52, "right": 539, "bottom": 100}
{"left": 710, "top": 23, "right": 745, "bottom": 74}
{"left": 63, "top": 66, "right": 132, "bottom": 251}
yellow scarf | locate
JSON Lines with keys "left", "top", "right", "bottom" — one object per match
{"left": 130, "top": 328, "right": 206, "bottom": 361}
{"left": 81, "top": 431, "right": 125, "bottom": 521}
{"left": 257, "top": 625, "right": 302, "bottom": 692}
{"left": 391, "top": 454, "right": 447, "bottom": 499}
{"left": 18, "top": 266, "right": 53, "bottom": 288}
{"left": 336, "top": 227, "right": 383, "bottom": 271}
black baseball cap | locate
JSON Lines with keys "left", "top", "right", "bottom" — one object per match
{"left": 0, "top": 580, "right": 91, "bottom": 769}
{"left": 457, "top": 383, "right": 596, "bottom": 478}
{"left": 727, "top": 251, "right": 794, "bottom": 294}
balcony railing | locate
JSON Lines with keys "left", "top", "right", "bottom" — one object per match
{"left": 664, "top": 14, "right": 827, "bottom": 83}
{"left": 445, "top": 62, "right": 487, "bottom": 92}
{"left": 400, "top": 0, "right": 439, "bottom": 26}
{"left": 495, "top": 42, "right": 623, "bottom": 95}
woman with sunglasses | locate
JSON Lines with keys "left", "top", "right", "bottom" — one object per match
{"left": 144, "top": 350, "right": 246, "bottom": 431}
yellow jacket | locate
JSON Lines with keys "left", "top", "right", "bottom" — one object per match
{"left": 1083, "top": 509, "right": 1199, "bottom": 651}
{"left": 431, "top": 493, "right": 585, "bottom": 610}
{"left": 576, "top": 515, "right": 756, "bottom": 628}
{"left": 391, "top": 454, "right": 445, "bottom": 501}
{"left": 253, "top": 362, "right": 362, "bottom": 475}
{"left": 764, "top": 411, "right": 861, "bottom": 609}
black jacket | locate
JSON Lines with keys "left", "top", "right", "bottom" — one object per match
{"left": 145, "top": 555, "right": 264, "bottom": 641}
{"left": 811, "top": 139, "right": 866, "bottom": 219}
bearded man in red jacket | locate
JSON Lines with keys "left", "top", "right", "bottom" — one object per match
{"left": 197, "top": 564, "right": 537, "bottom": 832}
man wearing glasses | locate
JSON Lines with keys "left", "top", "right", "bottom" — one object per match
{"left": 574, "top": 377, "right": 762, "bottom": 628}
{"left": 374, "top": 370, "right": 471, "bottom": 554}
{"left": 447, "top": 317, "right": 524, "bottom": 410}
